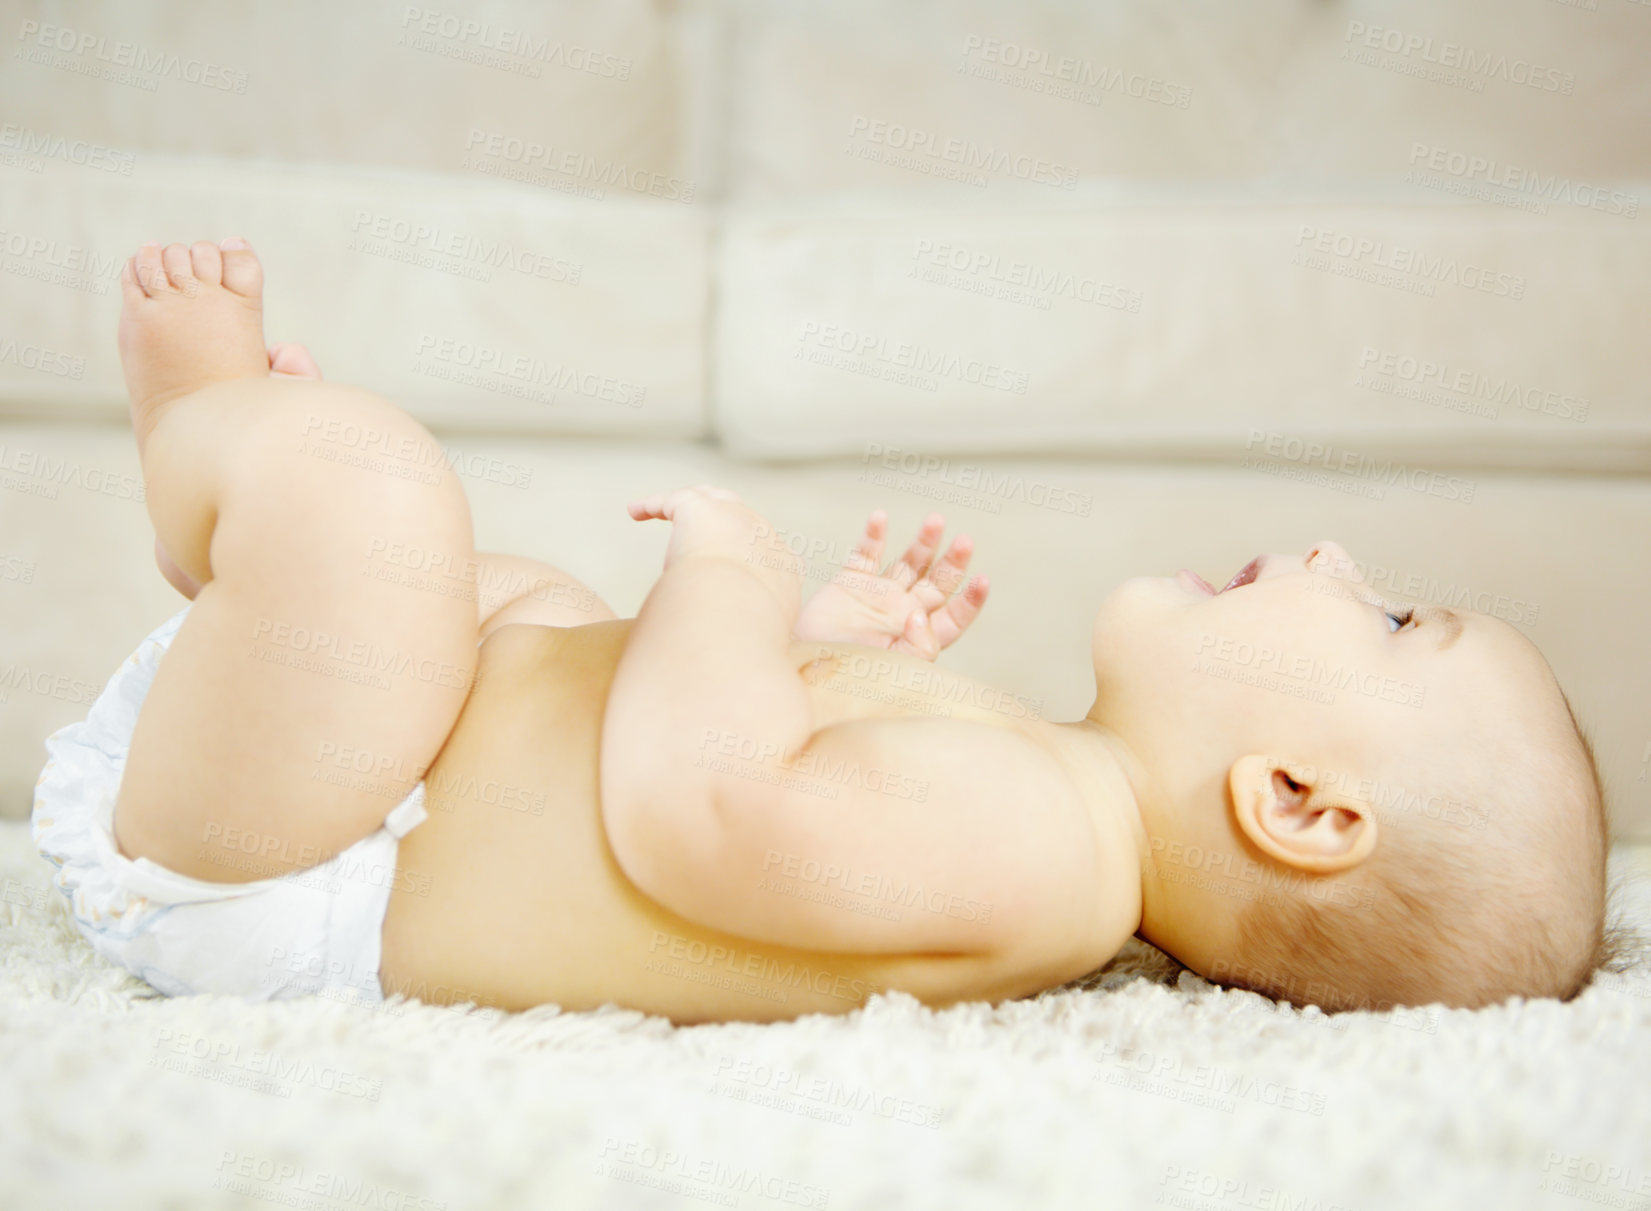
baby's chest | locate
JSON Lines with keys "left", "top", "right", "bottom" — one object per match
{"left": 790, "top": 641, "right": 1045, "bottom": 735}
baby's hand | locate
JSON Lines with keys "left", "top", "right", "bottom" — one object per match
{"left": 792, "top": 511, "right": 989, "bottom": 660}
{"left": 628, "top": 485, "right": 791, "bottom": 572}
{"left": 629, "top": 485, "right": 806, "bottom": 616}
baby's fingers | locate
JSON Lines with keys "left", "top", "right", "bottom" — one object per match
{"left": 627, "top": 484, "right": 740, "bottom": 521}
{"left": 910, "top": 535, "right": 974, "bottom": 613}
{"left": 844, "top": 510, "right": 888, "bottom": 573}
{"left": 627, "top": 492, "right": 677, "bottom": 521}
{"left": 890, "top": 513, "right": 946, "bottom": 589}
{"left": 928, "top": 575, "right": 990, "bottom": 650}
{"left": 921, "top": 534, "right": 975, "bottom": 595}
{"left": 893, "top": 606, "right": 941, "bottom": 661}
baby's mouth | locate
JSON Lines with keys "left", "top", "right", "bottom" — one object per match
{"left": 1218, "top": 557, "right": 1263, "bottom": 593}
{"left": 1179, "top": 569, "right": 1218, "bottom": 596}
{"left": 1178, "top": 556, "right": 1262, "bottom": 598}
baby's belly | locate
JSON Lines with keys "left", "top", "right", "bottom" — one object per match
{"left": 377, "top": 619, "right": 1034, "bottom": 1023}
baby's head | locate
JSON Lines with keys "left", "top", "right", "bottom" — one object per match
{"left": 1088, "top": 540, "right": 1613, "bottom": 1011}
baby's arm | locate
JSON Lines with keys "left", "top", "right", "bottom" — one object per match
{"left": 601, "top": 487, "right": 1110, "bottom": 960}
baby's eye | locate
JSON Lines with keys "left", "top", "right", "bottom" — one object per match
{"left": 1385, "top": 607, "right": 1415, "bottom": 632}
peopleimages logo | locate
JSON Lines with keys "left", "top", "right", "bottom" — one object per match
{"left": 0, "top": 124, "right": 135, "bottom": 174}
{"left": 858, "top": 443, "right": 1093, "bottom": 516}
{"left": 957, "top": 34, "right": 1193, "bottom": 109}
{"left": 1293, "top": 226, "right": 1525, "bottom": 299}
{"left": 1343, "top": 21, "right": 1575, "bottom": 94}
{"left": 349, "top": 211, "right": 582, "bottom": 283}
{"left": 1355, "top": 347, "right": 1590, "bottom": 424}
{"left": 1407, "top": 144, "right": 1637, "bottom": 218}
{"left": 462, "top": 129, "right": 695, "bottom": 202}
{"left": 398, "top": 7, "right": 631, "bottom": 79}
{"left": 910, "top": 238, "right": 1142, "bottom": 313}
{"left": 845, "top": 116, "right": 1078, "bottom": 190}
{"left": 213, "top": 1152, "right": 447, "bottom": 1211}
{"left": 1243, "top": 430, "right": 1476, "bottom": 505}
{"left": 412, "top": 335, "right": 646, "bottom": 407}
{"left": 0, "top": 230, "right": 126, "bottom": 295}
{"left": 796, "top": 322, "right": 1029, "bottom": 394}
{"left": 0, "top": 442, "right": 145, "bottom": 501}
{"left": 0, "top": 337, "right": 86, "bottom": 379}
{"left": 14, "top": 19, "right": 250, "bottom": 92}
{"left": 1194, "top": 630, "right": 1427, "bottom": 708}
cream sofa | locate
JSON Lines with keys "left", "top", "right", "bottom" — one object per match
{"left": 2, "top": 0, "right": 1648, "bottom": 837}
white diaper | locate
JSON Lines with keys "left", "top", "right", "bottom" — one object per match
{"left": 31, "top": 604, "right": 427, "bottom": 1004}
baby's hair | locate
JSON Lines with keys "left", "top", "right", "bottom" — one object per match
{"left": 1224, "top": 697, "right": 1641, "bottom": 1013}
{"left": 1536, "top": 697, "right": 1646, "bottom": 993}
{"left": 1564, "top": 713, "right": 1650, "bottom": 989}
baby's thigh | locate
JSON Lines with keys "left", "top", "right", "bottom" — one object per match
{"left": 474, "top": 552, "right": 617, "bottom": 636}
{"left": 116, "top": 386, "right": 480, "bottom": 881}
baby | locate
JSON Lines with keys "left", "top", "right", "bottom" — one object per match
{"left": 31, "top": 237, "right": 1613, "bottom": 1023}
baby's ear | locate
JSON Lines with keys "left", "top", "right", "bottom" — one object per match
{"left": 1227, "top": 754, "right": 1378, "bottom": 874}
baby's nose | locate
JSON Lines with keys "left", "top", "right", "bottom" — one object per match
{"left": 1305, "top": 540, "right": 1361, "bottom": 581}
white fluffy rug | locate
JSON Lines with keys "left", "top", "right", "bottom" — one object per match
{"left": 2, "top": 820, "right": 1649, "bottom": 1211}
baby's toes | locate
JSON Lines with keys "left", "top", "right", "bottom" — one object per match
{"left": 161, "top": 242, "right": 196, "bottom": 294}
{"left": 189, "top": 241, "right": 223, "bottom": 287}
{"left": 217, "top": 236, "right": 263, "bottom": 299}
{"left": 268, "top": 342, "right": 323, "bottom": 379}
{"left": 133, "top": 242, "right": 171, "bottom": 296}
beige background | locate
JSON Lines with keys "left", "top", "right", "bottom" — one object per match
{"left": 2, "top": 0, "right": 1647, "bottom": 836}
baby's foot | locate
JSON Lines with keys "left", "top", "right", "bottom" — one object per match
{"left": 268, "top": 341, "right": 322, "bottom": 379}
{"left": 118, "top": 237, "right": 270, "bottom": 450}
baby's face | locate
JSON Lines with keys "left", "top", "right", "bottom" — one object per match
{"left": 1087, "top": 540, "right": 1568, "bottom": 814}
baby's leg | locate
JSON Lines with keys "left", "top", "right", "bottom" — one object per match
{"left": 114, "top": 239, "right": 479, "bottom": 881}
{"left": 151, "top": 540, "right": 617, "bottom": 635}
{"left": 146, "top": 339, "right": 616, "bottom": 634}
{"left": 252, "top": 335, "right": 619, "bottom": 633}
{"left": 474, "top": 553, "right": 617, "bottom": 637}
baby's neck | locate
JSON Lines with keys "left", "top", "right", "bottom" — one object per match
{"left": 1043, "top": 719, "right": 1156, "bottom": 942}
{"left": 1050, "top": 719, "right": 1252, "bottom": 974}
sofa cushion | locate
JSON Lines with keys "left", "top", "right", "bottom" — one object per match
{"left": 0, "top": 0, "right": 703, "bottom": 183}
{"left": 0, "top": 156, "right": 709, "bottom": 436}
{"left": 721, "top": 0, "right": 1650, "bottom": 200}
{"left": 713, "top": 194, "right": 1651, "bottom": 468}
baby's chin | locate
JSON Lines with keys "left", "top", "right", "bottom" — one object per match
{"left": 1086, "top": 578, "right": 1183, "bottom": 713}
{"left": 1090, "top": 574, "right": 1193, "bottom": 642}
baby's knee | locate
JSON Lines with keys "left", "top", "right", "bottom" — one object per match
{"left": 276, "top": 384, "right": 442, "bottom": 470}
{"left": 213, "top": 386, "right": 471, "bottom": 566}
{"left": 250, "top": 384, "right": 458, "bottom": 498}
